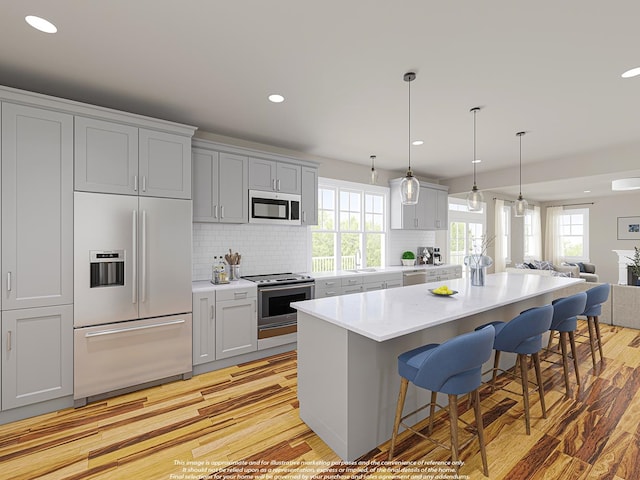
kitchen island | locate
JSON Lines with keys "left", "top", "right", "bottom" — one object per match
{"left": 292, "top": 272, "right": 582, "bottom": 461}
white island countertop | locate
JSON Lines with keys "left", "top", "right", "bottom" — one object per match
{"left": 293, "top": 272, "right": 583, "bottom": 342}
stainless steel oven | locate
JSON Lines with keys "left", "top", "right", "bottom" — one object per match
{"left": 243, "top": 273, "right": 314, "bottom": 339}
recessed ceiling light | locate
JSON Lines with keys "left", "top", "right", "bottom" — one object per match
{"left": 412, "top": 140, "right": 423, "bottom": 146}
{"left": 268, "top": 94, "right": 284, "bottom": 103}
{"left": 25, "top": 15, "right": 57, "bottom": 33}
{"left": 471, "top": 159, "right": 482, "bottom": 164}
{"left": 621, "top": 67, "right": 640, "bottom": 78}
{"left": 583, "top": 190, "right": 591, "bottom": 193}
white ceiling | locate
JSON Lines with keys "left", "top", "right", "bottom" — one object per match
{"left": 3, "top": 1, "right": 640, "bottom": 201}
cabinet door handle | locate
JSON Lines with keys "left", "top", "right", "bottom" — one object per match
{"left": 303, "top": 211, "right": 307, "bottom": 223}
{"left": 277, "top": 179, "right": 281, "bottom": 191}
{"left": 234, "top": 291, "right": 248, "bottom": 299}
{"left": 134, "top": 175, "right": 138, "bottom": 192}
{"left": 221, "top": 206, "right": 225, "bottom": 219}
{"left": 272, "top": 179, "right": 277, "bottom": 191}
{"left": 6, "top": 331, "right": 11, "bottom": 352}
{"left": 142, "top": 176, "right": 147, "bottom": 192}
{"left": 6, "top": 272, "right": 11, "bottom": 292}
{"left": 132, "top": 210, "right": 138, "bottom": 304}
{"left": 210, "top": 305, "right": 214, "bottom": 319}
{"left": 213, "top": 205, "right": 218, "bottom": 219}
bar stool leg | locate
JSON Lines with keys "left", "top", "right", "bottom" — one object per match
{"left": 518, "top": 353, "right": 532, "bottom": 435}
{"left": 447, "top": 394, "right": 459, "bottom": 467}
{"left": 428, "top": 391, "right": 437, "bottom": 434}
{"left": 569, "top": 331, "right": 580, "bottom": 385}
{"left": 532, "top": 352, "right": 546, "bottom": 418}
{"left": 559, "top": 331, "right": 571, "bottom": 395}
{"left": 472, "top": 389, "right": 489, "bottom": 477}
{"left": 594, "top": 315, "right": 604, "bottom": 361}
{"left": 587, "top": 316, "right": 598, "bottom": 369}
{"left": 491, "top": 351, "right": 501, "bottom": 392}
{"left": 389, "top": 378, "right": 408, "bottom": 460}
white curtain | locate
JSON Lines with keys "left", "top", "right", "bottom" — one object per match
{"left": 531, "top": 205, "right": 542, "bottom": 260}
{"left": 494, "top": 199, "right": 506, "bottom": 272}
{"left": 545, "top": 206, "right": 563, "bottom": 265}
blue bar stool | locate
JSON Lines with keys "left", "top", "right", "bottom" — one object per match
{"left": 477, "top": 304, "right": 553, "bottom": 435}
{"left": 388, "top": 325, "right": 495, "bottom": 477}
{"left": 582, "top": 283, "right": 610, "bottom": 368}
{"left": 548, "top": 292, "right": 588, "bottom": 395}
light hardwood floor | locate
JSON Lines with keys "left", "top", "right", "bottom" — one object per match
{"left": 1, "top": 320, "right": 639, "bottom": 480}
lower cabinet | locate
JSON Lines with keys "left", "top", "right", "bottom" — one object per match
{"left": 192, "top": 291, "right": 215, "bottom": 365}
{"left": 1, "top": 305, "right": 73, "bottom": 410}
{"left": 215, "top": 288, "right": 257, "bottom": 360}
{"left": 193, "top": 286, "right": 258, "bottom": 364}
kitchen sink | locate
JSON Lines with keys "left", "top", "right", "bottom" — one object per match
{"left": 346, "top": 268, "right": 378, "bottom": 273}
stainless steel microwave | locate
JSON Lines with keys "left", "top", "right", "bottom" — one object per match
{"left": 249, "top": 190, "right": 301, "bottom": 225}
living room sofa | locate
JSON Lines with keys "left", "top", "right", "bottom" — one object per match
{"left": 509, "top": 260, "right": 599, "bottom": 282}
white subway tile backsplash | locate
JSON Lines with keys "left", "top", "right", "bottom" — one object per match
{"left": 193, "top": 223, "right": 439, "bottom": 280}
{"left": 192, "top": 223, "right": 309, "bottom": 280}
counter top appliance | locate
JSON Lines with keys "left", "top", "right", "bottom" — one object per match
{"left": 73, "top": 192, "right": 193, "bottom": 404}
{"left": 243, "top": 273, "right": 314, "bottom": 342}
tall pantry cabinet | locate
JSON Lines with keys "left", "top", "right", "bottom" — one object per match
{"left": 1, "top": 102, "right": 74, "bottom": 411}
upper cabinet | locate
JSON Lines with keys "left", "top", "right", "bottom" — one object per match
{"left": 390, "top": 179, "right": 449, "bottom": 230}
{"left": 192, "top": 146, "right": 247, "bottom": 223}
{"left": 75, "top": 118, "right": 193, "bottom": 199}
{"left": 301, "top": 166, "right": 318, "bottom": 226}
{"left": 1, "top": 102, "right": 74, "bottom": 309}
{"left": 248, "top": 158, "right": 301, "bottom": 194}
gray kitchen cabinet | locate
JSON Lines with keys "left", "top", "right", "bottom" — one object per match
{"left": 75, "top": 117, "right": 192, "bottom": 199}
{"left": 301, "top": 166, "right": 318, "bottom": 226}
{"left": 139, "top": 129, "right": 191, "bottom": 199}
{"left": 215, "top": 287, "right": 257, "bottom": 359}
{"left": 192, "top": 147, "right": 247, "bottom": 223}
{"left": 74, "top": 116, "right": 138, "bottom": 195}
{"left": 192, "top": 291, "right": 215, "bottom": 365}
{"left": 1, "top": 305, "right": 73, "bottom": 410}
{"left": 1, "top": 103, "right": 74, "bottom": 309}
{"left": 362, "top": 273, "right": 404, "bottom": 292}
{"left": 390, "top": 179, "right": 449, "bottom": 230}
{"left": 248, "top": 158, "right": 301, "bottom": 194}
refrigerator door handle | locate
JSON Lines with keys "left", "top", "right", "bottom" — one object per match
{"left": 132, "top": 210, "right": 137, "bottom": 304}
{"left": 141, "top": 209, "right": 147, "bottom": 303}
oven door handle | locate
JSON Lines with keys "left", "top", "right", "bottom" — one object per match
{"left": 258, "top": 284, "right": 314, "bottom": 293}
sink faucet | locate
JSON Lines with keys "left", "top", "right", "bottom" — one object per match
{"left": 355, "top": 249, "right": 362, "bottom": 268}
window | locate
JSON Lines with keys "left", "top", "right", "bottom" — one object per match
{"left": 311, "top": 179, "right": 387, "bottom": 272}
{"left": 448, "top": 198, "right": 487, "bottom": 266}
{"left": 523, "top": 206, "right": 542, "bottom": 261}
{"left": 499, "top": 205, "right": 511, "bottom": 264}
{"left": 558, "top": 208, "right": 589, "bottom": 261}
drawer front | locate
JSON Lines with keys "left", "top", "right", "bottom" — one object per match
{"left": 316, "top": 279, "right": 340, "bottom": 289}
{"left": 215, "top": 287, "right": 257, "bottom": 302}
{"left": 341, "top": 276, "right": 363, "bottom": 287}
{"left": 74, "top": 314, "right": 192, "bottom": 399}
{"left": 315, "top": 286, "right": 342, "bottom": 298}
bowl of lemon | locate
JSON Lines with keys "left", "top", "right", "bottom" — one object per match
{"left": 429, "top": 285, "right": 458, "bottom": 297}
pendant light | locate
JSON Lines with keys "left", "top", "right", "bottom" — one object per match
{"left": 400, "top": 72, "right": 420, "bottom": 205}
{"left": 369, "top": 155, "right": 378, "bottom": 184}
{"left": 466, "top": 107, "right": 484, "bottom": 211}
{"left": 513, "top": 131, "right": 528, "bottom": 217}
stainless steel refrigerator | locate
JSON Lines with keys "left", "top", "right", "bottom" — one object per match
{"left": 73, "top": 192, "right": 192, "bottom": 402}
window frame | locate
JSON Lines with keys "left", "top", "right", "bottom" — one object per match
{"left": 558, "top": 207, "right": 590, "bottom": 262}
{"left": 448, "top": 197, "right": 487, "bottom": 267}
{"left": 310, "top": 178, "right": 389, "bottom": 273}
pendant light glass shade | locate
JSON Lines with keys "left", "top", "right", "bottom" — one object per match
{"left": 400, "top": 170, "right": 420, "bottom": 204}
{"left": 466, "top": 107, "right": 484, "bottom": 211}
{"left": 513, "top": 131, "right": 527, "bottom": 217}
{"left": 401, "top": 72, "right": 420, "bottom": 205}
{"left": 370, "top": 155, "right": 378, "bottom": 184}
